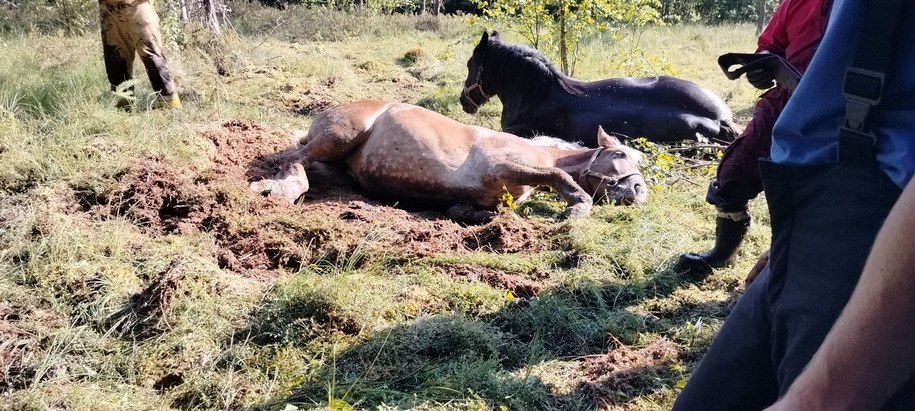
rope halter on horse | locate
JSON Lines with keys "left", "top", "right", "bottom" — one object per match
{"left": 578, "top": 147, "right": 644, "bottom": 190}
{"left": 461, "top": 66, "right": 492, "bottom": 112}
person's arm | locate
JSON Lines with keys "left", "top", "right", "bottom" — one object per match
{"left": 766, "top": 176, "right": 915, "bottom": 410}
{"left": 749, "top": 0, "right": 793, "bottom": 89}
{"left": 757, "top": 0, "right": 792, "bottom": 55}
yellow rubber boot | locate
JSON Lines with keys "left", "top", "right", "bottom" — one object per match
{"left": 156, "top": 96, "right": 182, "bottom": 110}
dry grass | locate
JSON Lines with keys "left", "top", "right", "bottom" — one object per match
{"left": 0, "top": 5, "right": 768, "bottom": 411}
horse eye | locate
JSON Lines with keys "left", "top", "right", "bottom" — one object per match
{"left": 612, "top": 151, "right": 627, "bottom": 158}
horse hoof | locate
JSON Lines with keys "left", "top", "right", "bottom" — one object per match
{"left": 250, "top": 180, "right": 271, "bottom": 195}
{"left": 560, "top": 204, "right": 592, "bottom": 219}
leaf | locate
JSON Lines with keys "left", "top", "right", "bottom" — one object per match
{"left": 676, "top": 378, "right": 688, "bottom": 389}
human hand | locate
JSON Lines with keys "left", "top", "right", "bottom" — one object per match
{"left": 744, "top": 249, "right": 770, "bottom": 288}
{"left": 763, "top": 399, "right": 793, "bottom": 411}
{"left": 763, "top": 390, "right": 826, "bottom": 411}
{"left": 747, "top": 67, "right": 775, "bottom": 89}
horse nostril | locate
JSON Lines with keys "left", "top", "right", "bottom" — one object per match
{"left": 636, "top": 183, "right": 648, "bottom": 194}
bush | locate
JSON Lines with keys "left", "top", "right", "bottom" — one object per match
{"left": 1, "top": 0, "right": 96, "bottom": 35}
{"left": 229, "top": 1, "right": 370, "bottom": 41}
{"left": 658, "top": 0, "right": 780, "bottom": 24}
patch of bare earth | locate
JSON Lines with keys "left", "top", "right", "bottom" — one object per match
{"left": 74, "top": 120, "right": 563, "bottom": 278}
{"left": 448, "top": 265, "right": 549, "bottom": 299}
{"left": 578, "top": 338, "right": 679, "bottom": 409}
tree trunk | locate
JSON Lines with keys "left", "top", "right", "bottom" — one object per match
{"left": 558, "top": 0, "right": 568, "bottom": 74}
{"left": 178, "top": 0, "right": 189, "bottom": 24}
{"left": 756, "top": 0, "right": 767, "bottom": 35}
{"left": 203, "top": 0, "right": 221, "bottom": 35}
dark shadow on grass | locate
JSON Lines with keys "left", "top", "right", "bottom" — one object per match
{"left": 236, "top": 265, "right": 705, "bottom": 410}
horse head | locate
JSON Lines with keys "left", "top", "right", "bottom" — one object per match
{"left": 460, "top": 31, "right": 500, "bottom": 114}
{"left": 578, "top": 127, "right": 648, "bottom": 206}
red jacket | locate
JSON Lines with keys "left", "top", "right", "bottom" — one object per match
{"left": 757, "top": 0, "right": 832, "bottom": 73}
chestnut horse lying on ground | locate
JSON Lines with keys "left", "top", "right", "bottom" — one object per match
{"left": 251, "top": 101, "right": 647, "bottom": 223}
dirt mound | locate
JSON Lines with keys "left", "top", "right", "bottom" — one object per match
{"left": 201, "top": 119, "right": 292, "bottom": 182}
{"left": 463, "top": 219, "right": 548, "bottom": 253}
{"left": 105, "top": 158, "right": 201, "bottom": 234}
{"left": 579, "top": 338, "right": 679, "bottom": 407}
{"left": 448, "top": 265, "right": 548, "bottom": 298}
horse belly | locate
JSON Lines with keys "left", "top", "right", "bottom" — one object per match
{"left": 346, "top": 141, "right": 490, "bottom": 208}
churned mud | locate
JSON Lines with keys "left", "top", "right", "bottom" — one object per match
{"left": 75, "top": 119, "right": 565, "bottom": 279}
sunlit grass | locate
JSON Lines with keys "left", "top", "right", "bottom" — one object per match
{"left": 0, "top": 6, "right": 765, "bottom": 410}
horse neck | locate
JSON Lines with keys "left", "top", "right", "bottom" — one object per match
{"left": 488, "top": 48, "right": 579, "bottom": 127}
{"left": 547, "top": 147, "right": 598, "bottom": 183}
{"left": 488, "top": 47, "right": 569, "bottom": 111}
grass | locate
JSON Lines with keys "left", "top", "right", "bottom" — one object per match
{"left": 0, "top": 4, "right": 769, "bottom": 411}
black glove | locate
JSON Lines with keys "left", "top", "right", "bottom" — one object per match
{"left": 746, "top": 67, "right": 775, "bottom": 90}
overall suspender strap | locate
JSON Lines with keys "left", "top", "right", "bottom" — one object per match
{"left": 839, "top": 0, "right": 905, "bottom": 167}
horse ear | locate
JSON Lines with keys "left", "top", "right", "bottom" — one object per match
{"left": 597, "top": 126, "right": 621, "bottom": 148}
{"left": 491, "top": 30, "right": 501, "bottom": 39}
{"left": 478, "top": 31, "right": 489, "bottom": 47}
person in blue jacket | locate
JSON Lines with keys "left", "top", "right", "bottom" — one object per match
{"left": 673, "top": 0, "right": 915, "bottom": 409}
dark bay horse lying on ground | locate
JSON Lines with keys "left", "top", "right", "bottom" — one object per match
{"left": 250, "top": 101, "right": 647, "bottom": 223}
{"left": 460, "top": 32, "right": 739, "bottom": 146}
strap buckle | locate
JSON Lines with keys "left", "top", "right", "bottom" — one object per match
{"left": 842, "top": 67, "right": 885, "bottom": 131}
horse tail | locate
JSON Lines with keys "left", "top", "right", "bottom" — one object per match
{"left": 716, "top": 119, "right": 741, "bottom": 144}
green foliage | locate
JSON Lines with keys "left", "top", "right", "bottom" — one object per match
{"left": 611, "top": 35, "right": 677, "bottom": 76}
{"left": 250, "top": 0, "right": 425, "bottom": 14}
{"left": 0, "top": 0, "right": 96, "bottom": 35}
{"left": 470, "top": 0, "right": 661, "bottom": 74}
{"left": 630, "top": 137, "right": 719, "bottom": 191}
{"left": 658, "top": 0, "right": 780, "bottom": 24}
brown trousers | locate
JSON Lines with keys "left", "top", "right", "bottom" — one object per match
{"left": 99, "top": 0, "right": 178, "bottom": 100}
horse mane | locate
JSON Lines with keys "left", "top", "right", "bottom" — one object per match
{"left": 527, "top": 136, "right": 587, "bottom": 150}
{"left": 488, "top": 39, "right": 582, "bottom": 95}
{"left": 526, "top": 135, "right": 645, "bottom": 163}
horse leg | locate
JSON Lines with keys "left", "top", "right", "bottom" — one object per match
{"left": 489, "top": 164, "right": 593, "bottom": 219}
{"left": 249, "top": 158, "right": 310, "bottom": 203}
{"left": 446, "top": 203, "right": 497, "bottom": 225}
{"left": 251, "top": 103, "right": 387, "bottom": 202}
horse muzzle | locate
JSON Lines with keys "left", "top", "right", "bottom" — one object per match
{"left": 593, "top": 173, "right": 648, "bottom": 206}
{"left": 460, "top": 84, "right": 491, "bottom": 114}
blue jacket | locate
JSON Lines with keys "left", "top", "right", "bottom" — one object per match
{"left": 771, "top": 0, "right": 915, "bottom": 188}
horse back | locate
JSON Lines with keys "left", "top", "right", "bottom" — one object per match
{"left": 585, "top": 76, "right": 731, "bottom": 120}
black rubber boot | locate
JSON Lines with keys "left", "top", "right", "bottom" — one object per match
{"left": 678, "top": 215, "right": 751, "bottom": 281}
